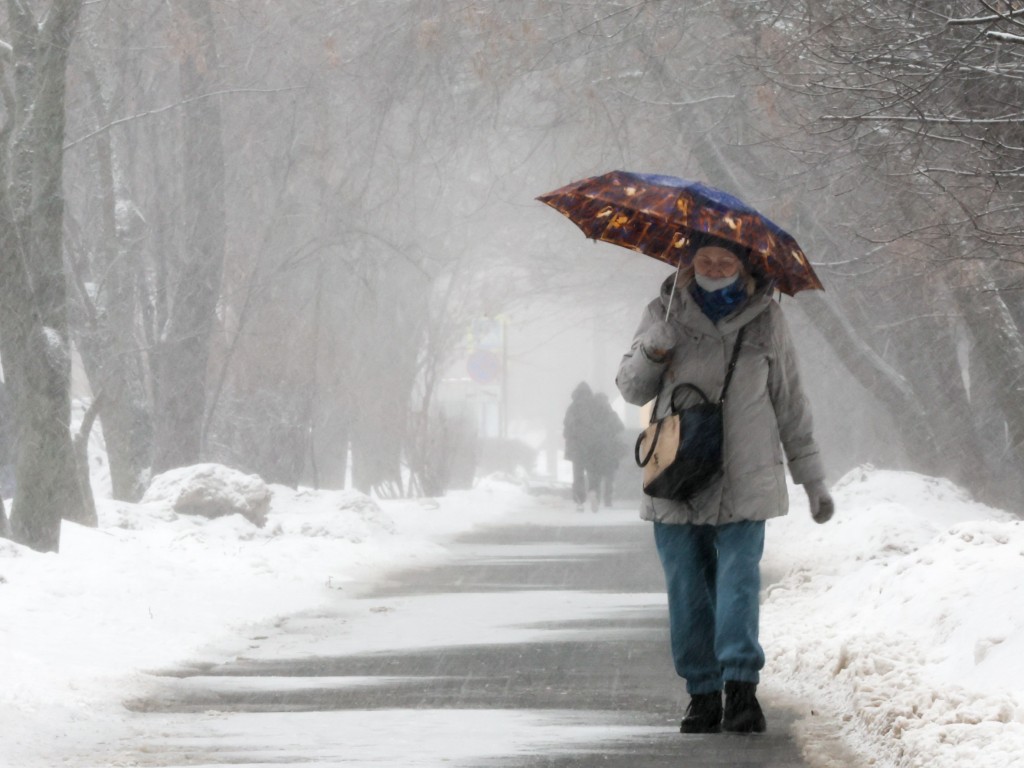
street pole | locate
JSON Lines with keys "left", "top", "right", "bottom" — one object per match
{"left": 500, "top": 317, "right": 508, "bottom": 439}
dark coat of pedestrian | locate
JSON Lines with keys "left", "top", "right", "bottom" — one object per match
{"left": 563, "top": 381, "right": 597, "bottom": 510}
{"left": 588, "top": 393, "right": 625, "bottom": 507}
{"left": 616, "top": 236, "right": 834, "bottom": 735}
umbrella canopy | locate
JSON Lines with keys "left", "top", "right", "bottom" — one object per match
{"left": 536, "top": 170, "right": 823, "bottom": 296}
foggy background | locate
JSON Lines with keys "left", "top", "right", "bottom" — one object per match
{"left": 3, "top": 0, "right": 1023, "bottom": 552}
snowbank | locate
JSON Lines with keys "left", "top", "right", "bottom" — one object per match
{"left": 763, "top": 467, "right": 1024, "bottom": 768}
{"left": 0, "top": 472, "right": 526, "bottom": 767}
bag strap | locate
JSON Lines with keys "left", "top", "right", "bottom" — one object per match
{"left": 635, "top": 418, "right": 663, "bottom": 467}
{"left": 669, "top": 382, "right": 713, "bottom": 412}
{"left": 649, "top": 325, "right": 747, "bottom": 417}
{"left": 718, "top": 325, "right": 746, "bottom": 405}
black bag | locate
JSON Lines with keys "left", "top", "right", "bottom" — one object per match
{"left": 634, "top": 327, "right": 745, "bottom": 502}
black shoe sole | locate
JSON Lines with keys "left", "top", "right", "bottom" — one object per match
{"left": 680, "top": 723, "right": 722, "bottom": 734}
{"left": 722, "top": 719, "right": 766, "bottom": 733}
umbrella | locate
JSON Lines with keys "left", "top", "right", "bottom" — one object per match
{"left": 536, "top": 170, "right": 823, "bottom": 296}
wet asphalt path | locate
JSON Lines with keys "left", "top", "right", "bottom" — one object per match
{"left": 118, "top": 502, "right": 824, "bottom": 767}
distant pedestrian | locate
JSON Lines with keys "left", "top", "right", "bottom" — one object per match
{"left": 563, "top": 381, "right": 597, "bottom": 512}
{"left": 588, "top": 393, "right": 625, "bottom": 508}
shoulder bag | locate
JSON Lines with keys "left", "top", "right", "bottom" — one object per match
{"left": 633, "top": 326, "right": 746, "bottom": 502}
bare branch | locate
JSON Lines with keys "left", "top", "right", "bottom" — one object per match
{"left": 64, "top": 86, "right": 305, "bottom": 150}
{"left": 987, "top": 30, "right": 1024, "bottom": 44}
{"left": 977, "top": 0, "right": 1024, "bottom": 32}
{"left": 947, "top": 5, "right": 1024, "bottom": 26}
{"left": 822, "top": 113, "right": 1024, "bottom": 125}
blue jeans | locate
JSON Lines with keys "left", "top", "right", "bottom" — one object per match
{"left": 653, "top": 520, "right": 766, "bottom": 695}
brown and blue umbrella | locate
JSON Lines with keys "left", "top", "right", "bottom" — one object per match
{"left": 536, "top": 170, "right": 823, "bottom": 296}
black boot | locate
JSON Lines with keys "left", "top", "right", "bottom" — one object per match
{"left": 722, "top": 681, "right": 766, "bottom": 733}
{"left": 680, "top": 691, "right": 722, "bottom": 734}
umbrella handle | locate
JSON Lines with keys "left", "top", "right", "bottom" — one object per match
{"left": 665, "top": 261, "right": 682, "bottom": 322}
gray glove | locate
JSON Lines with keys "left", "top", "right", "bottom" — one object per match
{"left": 641, "top": 320, "right": 678, "bottom": 362}
{"left": 804, "top": 480, "right": 834, "bottom": 524}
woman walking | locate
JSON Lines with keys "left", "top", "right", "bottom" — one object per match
{"left": 616, "top": 233, "right": 834, "bottom": 734}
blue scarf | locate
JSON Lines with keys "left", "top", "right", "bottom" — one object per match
{"left": 691, "top": 278, "right": 748, "bottom": 323}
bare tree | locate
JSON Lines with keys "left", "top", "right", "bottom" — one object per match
{"left": 738, "top": 0, "right": 1024, "bottom": 504}
{"left": 64, "top": 28, "right": 152, "bottom": 501}
{"left": 48, "top": 0, "right": 1024, "bottom": 508}
{"left": 150, "top": 0, "right": 228, "bottom": 472}
{"left": 0, "top": 0, "right": 93, "bottom": 552}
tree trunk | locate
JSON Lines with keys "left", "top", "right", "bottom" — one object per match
{"left": 151, "top": 0, "right": 227, "bottom": 472}
{"left": 954, "top": 266, "right": 1024, "bottom": 507}
{"left": 66, "top": 65, "right": 151, "bottom": 501}
{"left": 684, "top": 124, "right": 953, "bottom": 474}
{"left": 72, "top": 393, "right": 103, "bottom": 526}
{"left": 794, "top": 291, "right": 944, "bottom": 465}
{"left": 0, "top": 0, "right": 90, "bottom": 551}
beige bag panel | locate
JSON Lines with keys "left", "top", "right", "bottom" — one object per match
{"left": 640, "top": 415, "right": 681, "bottom": 488}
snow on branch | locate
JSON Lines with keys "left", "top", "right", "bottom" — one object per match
{"left": 947, "top": 6, "right": 1024, "bottom": 26}
{"left": 987, "top": 30, "right": 1024, "bottom": 43}
{"left": 822, "top": 113, "right": 1024, "bottom": 125}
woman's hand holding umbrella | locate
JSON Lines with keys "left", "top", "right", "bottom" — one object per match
{"left": 641, "top": 320, "right": 678, "bottom": 362}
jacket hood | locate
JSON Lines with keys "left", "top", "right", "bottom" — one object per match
{"left": 571, "top": 381, "right": 593, "bottom": 400}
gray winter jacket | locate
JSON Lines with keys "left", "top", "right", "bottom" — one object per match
{"left": 616, "top": 275, "right": 824, "bottom": 526}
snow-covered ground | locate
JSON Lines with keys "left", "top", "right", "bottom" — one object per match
{"left": 764, "top": 467, "right": 1024, "bottom": 768}
{"left": 1, "top": 463, "right": 1022, "bottom": 768}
